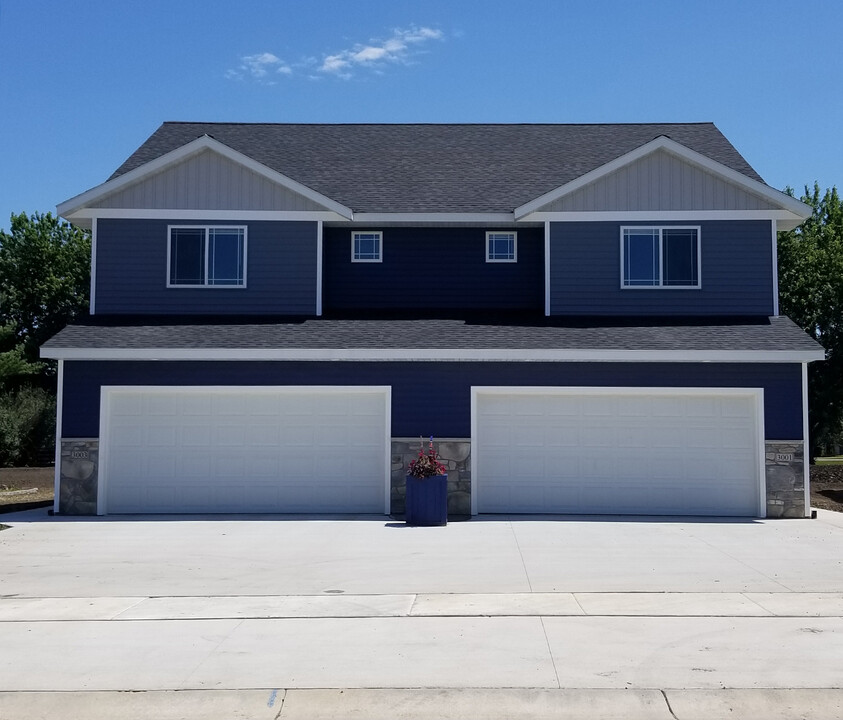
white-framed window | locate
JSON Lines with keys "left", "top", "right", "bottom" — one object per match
{"left": 351, "top": 231, "right": 382, "bottom": 262}
{"left": 621, "top": 226, "right": 700, "bottom": 288}
{"left": 486, "top": 231, "right": 517, "bottom": 262}
{"left": 167, "top": 226, "right": 247, "bottom": 287}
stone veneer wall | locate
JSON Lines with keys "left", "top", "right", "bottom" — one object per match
{"left": 59, "top": 439, "right": 99, "bottom": 515}
{"left": 392, "top": 438, "right": 471, "bottom": 517}
{"left": 765, "top": 440, "right": 806, "bottom": 518}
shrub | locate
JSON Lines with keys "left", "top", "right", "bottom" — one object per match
{"left": 0, "top": 385, "right": 55, "bottom": 467}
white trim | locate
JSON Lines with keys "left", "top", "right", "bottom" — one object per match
{"left": 352, "top": 212, "right": 516, "bottom": 224}
{"left": 66, "top": 209, "right": 346, "bottom": 226}
{"left": 97, "top": 389, "right": 107, "bottom": 515}
{"left": 89, "top": 218, "right": 97, "bottom": 315}
{"left": 485, "top": 231, "right": 517, "bottom": 263}
{"left": 470, "top": 389, "right": 478, "bottom": 515}
{"left": 316, "top": 221, "right": 323, "bottom": 317}
{"left": 58, "top": 135, "right": 353, "bottom": 220}
{"left": 40, "top": 347, "right": 826, "bottom": 363}
{"left": 620, "top": 226, "right": 702, "bottom": 289}
{"left": 514, "top": 136, "right": 813, "bottom": 221}
{"left": 98, "top": 385, "right": 393, "bottom": 516}
{"left": 52, "top": 360, "right": 64, "bottom": 514}
{"left": 470, "top": 385, "right": 767, "bottom": 518}
{"left": 544, "top": 220, "right": 551, "bottom": 316}
{"left": 524, "top": 210, "right": 806, "bottom": 230}
{"left": 383, "top": 387, "right": 393, "bottom": 514}
{"left": 803, "top": 362, "right": 811, "bottom": 517}
{"left": 166, "top": 225, "right": 248, "bottom": 288}
{"left": 351, "top": 231, "right": 383, "bottom": 263}
{"left": 771, "top": 219, "right": 780, "bottom": 316}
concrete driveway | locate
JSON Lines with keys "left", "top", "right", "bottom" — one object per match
{"left": 2, "top": 509, "right": 843, "bottom": 719}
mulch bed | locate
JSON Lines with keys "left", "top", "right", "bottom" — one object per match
{"left": 0, "top": 467, "right": 54, "bottom": 514}
{"left": 811, "top": 464, "right": 843, "bottom": 513}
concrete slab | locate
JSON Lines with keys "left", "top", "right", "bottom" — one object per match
{"left": 0, "top": 617, "right": 558, "bottom": 691}
{"left": 543, "top": 616, "right": 843, "bottom": 689}
{"left": 0, "top": 690, "right": 283, "bottom": 720}
{"left": 0, "top": 596, "right": 145, "bottom": 621}
{"left": 411, "top": 592, "right": 584, "bottom": 616}
{"left": 0, "top": 619, "right": 244, "bottom": 691}
{"left": 665, "top": 688, "right": 843, "bottom": 720}
{"left": 573, "top": 592, "right": 772, "bottom": 616}
{"left": 745, "top": 592, "right": 843, "bottom": 617}
{"left": 280, "top": 688, "right": 672, "bottom": 719}
{"left": 4, "top": 515, "right": 843, "bottom": 597}
{"left": 191, "top": 616, "right": 558, "bottom": 689}
{"left": 118, "top": 594, "right": 414, "bottom": 619}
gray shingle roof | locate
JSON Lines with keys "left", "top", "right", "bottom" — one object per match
{"left": 108, "top": 123, "right": 764, "bottom": 214}
{"left": 42, "top": 316, "right": 821, "bottom": 354}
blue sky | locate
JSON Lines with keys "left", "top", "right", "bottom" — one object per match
{"left": 0, "top": 0, "right": 841, "bottom": 232}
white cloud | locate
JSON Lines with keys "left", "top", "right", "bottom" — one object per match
{"left": 227, "top": 26, "right": 444, "bottom": 84}
{"left": 226, "top": 52, "right": 292, "bottom": 82}
{"left": 318, "top": 26, "right": 444, "bottom": 78}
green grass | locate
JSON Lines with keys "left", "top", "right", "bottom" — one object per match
{"left": 815, "top": 456, "right": 843, "bottom": 465}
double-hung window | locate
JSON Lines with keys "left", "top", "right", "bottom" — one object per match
{"left": 486, "top": 231, "right": 517, "bottom": 262}
{"left": 351, "top": 231, "right": 382, "bottom": 262}
{"left": 621, "top": 226, "right": 700, "bottom": 288}
{"left": 168, "top": 226, "right": 247, "bottom": 287}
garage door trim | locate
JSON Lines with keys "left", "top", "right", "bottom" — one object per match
{"left": 470, "top": 386, "right": 766, "bottom": 517}
{"left": 97, "top": 385, "right": 392, "bottom": 515}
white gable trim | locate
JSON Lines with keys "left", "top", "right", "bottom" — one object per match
{"left": 514, "top": 136, "right": 812, "bottom": 222}
{"left": 58, "top": 135, "right": 354, "bottom": 220}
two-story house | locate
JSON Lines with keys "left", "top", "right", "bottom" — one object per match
{"left": 42, "top": 123, "right": 824, "bottom": 518}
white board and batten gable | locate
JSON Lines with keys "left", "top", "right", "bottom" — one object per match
{"left": 515, "top": 136, "right": 811, "bottom": 230}
{"left": 57, "top": 135, "right": 352, "bottom": 229}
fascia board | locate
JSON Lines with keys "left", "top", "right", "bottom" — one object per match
{"left": 513, "top": 136, "right": 813, "bottom": 221}
{"left": 40, "top": 347, "right": 826, "bottom": 363}
{"left": 57, "top": 135, "right": 353, "bottom": 220}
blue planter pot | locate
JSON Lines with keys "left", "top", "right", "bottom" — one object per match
{"left": 405, "top": 473, "right": 448, "bottom": 526}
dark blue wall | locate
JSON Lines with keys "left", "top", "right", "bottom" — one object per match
{"left": 63, "top": 360, "right": 801, "bottom": 439}
{"left": 95, "top": 219, "right": 317, "bottom": 314}
{"left": 549, "top": 220, "right": 774, "bottom": 315}
{"left": 322, "top": 227, "right": 544, "bottom": 311}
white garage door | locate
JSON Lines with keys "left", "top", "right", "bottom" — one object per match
{"left": 474, "top": 388, "right": 763, "bottom": 517}
{"left": 100, "top": 387, "right": 390, "bottom": 514}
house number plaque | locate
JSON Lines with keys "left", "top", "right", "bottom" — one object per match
{"left": 775, "top": 453, "right": 794, "bottom": 462}
{"left": 70, "top": 450, "right": 89, "bottom": 460}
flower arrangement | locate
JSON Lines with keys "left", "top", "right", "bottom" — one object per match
{"left": 407, "top": 436, "right": 447, "bottom": 478}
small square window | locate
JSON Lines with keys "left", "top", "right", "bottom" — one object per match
{"left": 486, "top": 232, "right": 517, "bottom": 262}
{"left": 352, "top": 231, "right": 382, "bottom": 262}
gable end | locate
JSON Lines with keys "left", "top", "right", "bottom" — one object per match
{"left": 537, "top": 149, "right": 779, "bottom": 213}
{"left": 91, "top": 148, "right": 330, "bottom": 213}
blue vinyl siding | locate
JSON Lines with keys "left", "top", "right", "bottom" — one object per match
{"left": 63, "top": 361, "right": 801, "bottom": 440}
{"left": 322, "top": 227, "right": 544, "bottom": 312}
{"left": 550, "top": 220, "right": 774, "bottom": 315}
{"left": 95, "top": 219, "right": 317, "bottom": 314}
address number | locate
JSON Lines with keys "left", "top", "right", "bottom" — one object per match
{"left": 70, "top": 450, "right": 89, "bottom": 460}
{"left": 775, "top": 453, "right": 794, "bottom": 462}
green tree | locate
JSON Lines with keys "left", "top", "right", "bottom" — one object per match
{"left": 778, "top": 184, "right": 843, "bottom": 455}
{"left": 0, "top": 212, "right": 89, "bottom": 464}
{"left": 0, "top": 212, "right": 90, "bottom": 383}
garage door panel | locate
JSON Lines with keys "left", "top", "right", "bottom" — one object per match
{"left": 103, "top": 388, "right": 388, "bottom": 514}
{"left": 476, "top": 390, "right": 761, "bottom": 517}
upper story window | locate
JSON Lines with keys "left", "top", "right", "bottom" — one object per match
{"left": 352, "top": 231, "right": 382, "bottom": 262}
{"left": 168, "top": 226, "right": 246, "bottom": 287}
{"left": 486, "top": 231, "right": 517, "bottom": 262}
{"left": 621, "top": 226, "right": 700, "bottom": 288}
